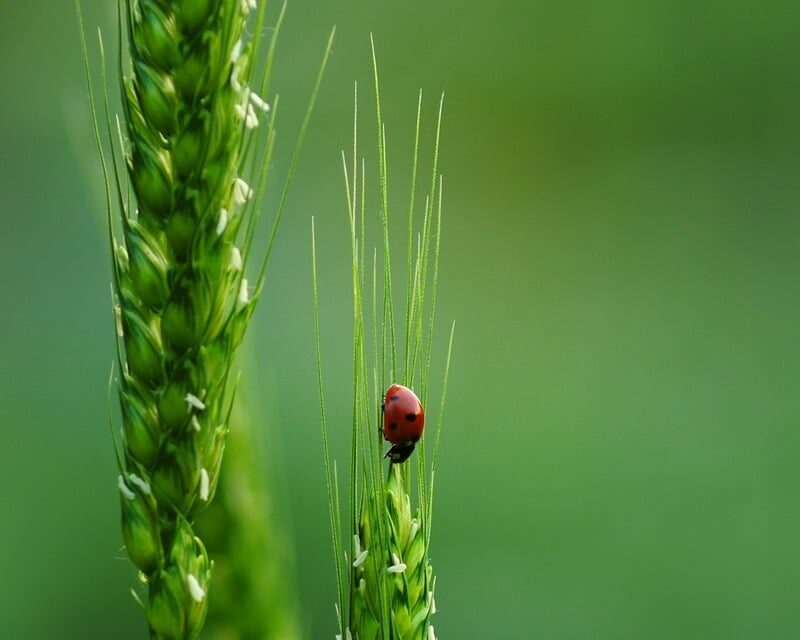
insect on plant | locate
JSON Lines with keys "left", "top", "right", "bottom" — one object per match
{"left": 382, "top": 383, "right": 425, "bottom": 464}
{"left": 312, "top": 37, "right": 455, "bottom": 640}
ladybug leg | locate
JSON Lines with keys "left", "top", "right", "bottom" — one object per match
{"left": 378, "top": 404, "right": 386, "bottom": 435}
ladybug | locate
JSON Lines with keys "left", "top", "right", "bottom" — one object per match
{"left": 381, "top": 383, "right": 425, "bottom": 463}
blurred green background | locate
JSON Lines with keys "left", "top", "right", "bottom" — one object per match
{"left": 1, "top": 0, "right": 799, "bottom": 637}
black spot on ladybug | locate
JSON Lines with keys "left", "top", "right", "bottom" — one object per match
{"left": 390, "top": 395, "right": 399, "bottom": 401}
{"left": 406, "top": 413, "right": 416, "bottom": 422}
{"left": 389, "top": 422, "right": 398, "bottom": 430}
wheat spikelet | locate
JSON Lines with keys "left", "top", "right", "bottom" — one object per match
{"left": 313, "top": 39, "right": 452, "bottom": 640}
{"left": 350, "top": 465, "right": 436, "bottom": 640}
{"left": 115, "top": 1, "right": 260, "bottom": 633}
{"left": 78, "top": 0, "right": 331, "bottom": 636}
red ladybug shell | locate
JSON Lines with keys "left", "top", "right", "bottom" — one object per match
{"left": 382, "top": 383, "right": 424, "bottom": 445}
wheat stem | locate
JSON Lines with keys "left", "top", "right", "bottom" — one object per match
{"left": 195, "top": 400, "right": 301, "bottom": 640}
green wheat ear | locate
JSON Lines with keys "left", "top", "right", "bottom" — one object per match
{"left": 313, "top": 38, "right": 455, "bottom": 640}
{"left": 77, "top": 0, "right": 332, "bottom": 637}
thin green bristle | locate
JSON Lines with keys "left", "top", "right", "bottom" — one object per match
{"left": 404, "top": 90, "right": 424, "bottom": 380}
{"left": 256, "top": 27, "right": 335, "bottom": 295}
{"left": 312, "top": 218, "right": 347, "bottom": 633}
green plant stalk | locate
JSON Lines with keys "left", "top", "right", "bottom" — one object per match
{"left": 313, "top": 40, "right": 453, "bottom": 640}
{"left": 196, "top": 400, "right": 300, "bottom": 640}
{"left": 77, "top": 0, "right": 332, "bottom": 636}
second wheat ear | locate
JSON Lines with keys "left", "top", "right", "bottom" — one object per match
{"left": 313, "top": 38, "right": 455, "bottom": 640}
{"left": 78, "top": 0, "right": 332, "bottom": 636}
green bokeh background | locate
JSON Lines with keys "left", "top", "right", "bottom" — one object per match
{"left": 1, "top": 1, "right": 798, "bottom": 637}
